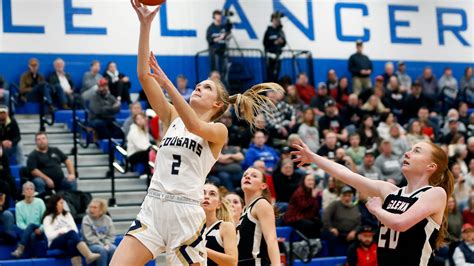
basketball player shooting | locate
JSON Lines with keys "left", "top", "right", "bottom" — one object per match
{"left": 111, "top": 1, "right": 284, "bottom": 265}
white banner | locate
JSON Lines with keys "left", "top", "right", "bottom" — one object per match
{"left": 0, "top": 0, "right": 473, "bottom": 62}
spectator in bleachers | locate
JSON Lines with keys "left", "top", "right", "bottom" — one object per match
{"left": 264, "top": 88, "right": 296, "bottom": 140}
{"left": 377, "top": 112, "right": 405, "bottom": 141}
{"left": 43, "top": 195, "right": 100, "bottom": 266}
{"left": 122, "top": 102, "right": 143, "bottom": 137}
{"left": 453, "top": 163, "right": 470, "bottom": 211}
{"left": 19, "top": 58, "right": 57, "bottom": 111}
{"left": 357, "top": 151, "right": 382, "bottom": 180}
{"left": 310, "top": 82, "right": 332, "bottom": 117}
{"left": 126, "top": 113, "right": 152, "bottom": 176}
{"left": 283, "top": 174, "right": 322, "bottom": 239}
{"left": 317, "top": 131, "right": 339, "bottom": 161}
{"left": 452, "top": 145, "right": 469, "bottom": 175}
{"left": 242, "top": 130, "right": 279, "bottom": 172}
{"left": 326, "top": 69, "right": 339, "bottom": 97}
{"left": 381, "top": 62, "right": 396, "bottom": 88}
{"left": 406, "top": 120, "right": 431, "bottom": 147}
{"left": 357, "top": 115, "right": 379, "bottom": 151}
{"left": 11, "top": 181, "right": 46, "bottom": 258}
{"left": 439, "top": 67, "right": 459, "bottom": 93}
{"left": 439, "top": 67, "right": 460, "bottom": 115}
{"left": 396, "top": 61, "right": 412, "bottom": 93}
{"left": 374, "top": 140, "right": 403, "bottom": 184}
{"left": 297, "top": 108, "right": 320, "bottom": 152}
{"left": 417, "top": 107, "right": 438, "bottom": 141}
{"left": 388, "top": 125, "right": 410, "bottom": 158}
{"left": 284, "top": 85, "right": 304, "bottom": 115}
{"left": 322, "top": 176, "right": 339, "bottom": 210}
{"left": 48, "top": 58, "right": 74, "bottom": 109}
{"left": 318, "top": 99, "right": 346, "bottom": 141}
{"left": 81, "top": 60, "right": 103, "bottom": 101}
{"left": 173, "top": 74, "right": 193, "bottom": 102}
{"left": 385, "top": 76, "right": 407, "bottom": 121}
{"left": 447, "top": 196, "right": 462, "bottom": 245}
{"left": 348, "top": 40, "right": 373, "bottom": 95}
{"left": 464, "top": 158, "right": 474, "bottom": 186}
{"left": 252, "top": 160, "right": 277, "bottom": 202}
{"left": 442, "top": 109, "right": 467, "bottom": 135}
{"left": 88, "top": 78, "right": 122, "bottom": 140}
{"left": 336, "top": 76, "right": 350, "bottom": 108}
{"left": 361, "top": 95, "right": 389, "bottom": 124}
{"left": 224, "top": 192, "right": 244, "bottom": 227}
{"left": 335, "top": 148, "right": 358, "bottom": 173}
{"left": 461, "top": 66, "right": 473, "bottom": 91}
{"left": 273, "top": 158, "right": 303, "bottom": 207}
{"left": 0, "top": 75, "right": 10, "bottom": 106}
{"left": 417, "top": 66, "right": 439, "bottom": 101}
{"left": 453, "top": 223, "right": 474, "bottom": 266}
{"left": 81, "top": 198, "right": 117, "bottom": 266}
{"left": 346, "top": 225, "right": 377, "bottom": 266}
{"left": 27, "top": 132, "right": 77, "bottom": 194}
{"left": 403, "top": 81, "right": 435, "bottom": 122}
{"left": 440, "top": 117, "right": 463, "bottom": 145}
{"left": 0, "top": 104, "right": 23, "bottom": 165}
{"left": 322, "top": 185, "right": 361, "bottom": 256}
{"left": 346, "top": 133, "right": 365, "bottom": 166}
{"left": 214, "top": 137, "right": 244, "bottom": 191}
{"left": 467, "top": 137, "right": 474, "bottom": 165}
{"left": 103, "top": 61, "right": 131, "bottom": 104}
{"left": 0, "top": 145, "right": 17, "bottom": 200}
{"left": 341, "top": 94, "right": 362, "bottom": 130}
{"left": 0, "top": 181, "right": 15, "bottom": 244}
{"left": 458, "top": 102, "right": 470, "bottom": 126}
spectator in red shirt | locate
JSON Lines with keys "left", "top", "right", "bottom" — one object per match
{"left": 283, "top": 174, "right": 322, "bottom": 238}
{"left": 295, "top": 72, "right": 316, "bottom": 105}
{"left": 346, "top": 225, "right": 378, "bottom": 266}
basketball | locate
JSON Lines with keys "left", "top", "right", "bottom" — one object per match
{"left": 139, "top": 0, "right": 165, "bottom": 6}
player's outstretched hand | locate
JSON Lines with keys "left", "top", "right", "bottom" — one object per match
{"left": 148, "top": 51, "right": 172, "bottom": 88}
{"left": 366, "top": 197, "right": 383, "bottom": 214}
{"left": 291, "top": 140, "right": 314, "bottom": 167}
{"left": 131, "top": 0, "right": 161, "bottom": 25}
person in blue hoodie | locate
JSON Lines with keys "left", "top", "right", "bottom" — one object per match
{"left": 242, "top": 130, "right": 279, "bottom": 172}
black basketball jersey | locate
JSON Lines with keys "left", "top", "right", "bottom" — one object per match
{"left": 237, "top": 197, "right": 270, "bottom": 266}
{"left": 205, "top": 220, "right": 224, "bottom": 266}
{"left": 377, "top": 186, "right": 439, "bottom": 266}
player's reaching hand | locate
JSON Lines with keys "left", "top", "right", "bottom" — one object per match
{"left": 131, "top": 0, "right": 161, "bottom": 25}
{"left": 291, "top": 140, "right": 316, "bottom": 167}
{"left": 148, "top": 52, "right": 172, "bottom": 88}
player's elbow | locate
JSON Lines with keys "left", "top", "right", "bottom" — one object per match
{"left": 391, "top": 220, "right": 410, "bottom": 232}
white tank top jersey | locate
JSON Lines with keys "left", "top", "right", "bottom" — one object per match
{"left": 149, "top": 117, "right": 218, "bottom": 202}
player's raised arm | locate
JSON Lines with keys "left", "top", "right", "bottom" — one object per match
{"left": 131, "top": 0, "right": 176, "bottom": 128}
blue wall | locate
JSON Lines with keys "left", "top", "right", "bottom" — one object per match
{"left": 0, "top": 53, "right": 472, "bottom": 94}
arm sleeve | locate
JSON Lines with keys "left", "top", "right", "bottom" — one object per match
{"left": 346, "top": 244, "right": 358, "bottom": 266}
{"left": 15, "top": 204, "right": 28, "bottom": 230}
{"left": 322, "top": 202, "right": 336, "bottom": 230}
{"left": 105, "top": 216, "right": 116, "bottom": 245}
{"left": 43, "top": 216, "right": 60, "bottom": 241}
{"left": 66, "top": 213, "right": 78, "bottom": 233}
{"left": 10, "top": 120, "right": 21, "bottom": 145}
{"left": 81, "top": 216, "right": 101, "bottom": 245}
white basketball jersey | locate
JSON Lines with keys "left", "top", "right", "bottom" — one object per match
{"left": 149, "top": 117, "right": 217, "bottom": 202}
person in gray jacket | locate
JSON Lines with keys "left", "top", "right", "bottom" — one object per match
{"left": 81, "top": 60, "right": 103, "bottom": 101}
{"left": 81, "top": 198, "right": 116, "bottom": 266}
{"left": 374, "top": 139, "right": 403, "bottom": 185}
{"left": 88, "top": 78, "right": 121, "bottom": 140}
{"left": 357, "top": 151, "right": 383, "bottom": 180}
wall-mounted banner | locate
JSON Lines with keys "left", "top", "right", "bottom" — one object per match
{"left": 1, "top": 0, "right": 473, "bottom": 62}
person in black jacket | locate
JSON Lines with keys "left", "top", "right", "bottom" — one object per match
{"left": 206, "top": 10, "right": 227, "bottom": 76}
{"left": 103, "top": 61, "right": 132, "bottom": 104}
{"left": 348, "top": 40, "right": 373, "bottom": 95}
{"left": 48, "top": 58, "right": 74, "bottom": 108}
{"left": 0, "top": 105, "right": 23, "bottom": 165}
{"left": 263, "top": 12, "right": 286, "bottom": 82}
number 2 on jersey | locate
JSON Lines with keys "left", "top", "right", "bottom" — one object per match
{"left": 171, "top": 154, "right": 182, "bottom": 175}
{"left": 378, "top": 225, "right": 400, "bottom": 249}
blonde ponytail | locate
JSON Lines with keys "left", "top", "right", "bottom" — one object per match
{"left": 210, "top": 80, "right": 284, "bottom": 127}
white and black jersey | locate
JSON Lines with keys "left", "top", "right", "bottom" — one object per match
{"left": 237, "top": 197, "right": 270, "bottom": 266}
{"left": 378, "top": 186, "right": 439, "bottom": 266}
{"left": 204, "top": 220, "right": 224, "bottom": 266}
{"left": 149, "top": 117, "right": 217, "bottom": 202}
